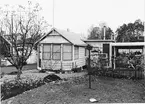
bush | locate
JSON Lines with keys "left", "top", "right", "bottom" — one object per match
{"left": 39, "top": 69, "right": 47, "bottom": 73}
{"left": 1, "top": 78, "right": 45, "bottom": 100}
{"left": 82, "top": 65, "right": 87, "bottom": 69}
{"left": 43, "top": 74, "right": 62, "bottom": 83}
{"left": 71, "top": 67, "right": 82, "bottom": 73}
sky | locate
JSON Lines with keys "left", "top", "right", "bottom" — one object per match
{"left": 0, "top": 0, "right": 145, "bottom": 37}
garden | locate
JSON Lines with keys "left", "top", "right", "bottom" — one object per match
{"left": 1, "top": 74, "right": 145, "bottom": 104}
{"left": 89, "top": 51, "right": 144, "bottom": 80}
{"left": 0, "top": 68, "right": 86, "bottom": 101}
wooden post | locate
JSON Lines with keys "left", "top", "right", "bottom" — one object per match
{"left": 113, "top": 46, "right": 116, "bottom": 69}
{"left": 86, "top": 44, "right": 93, "bottom": 89}
{"left": 88, "top": 49, "right": 91, "bottom": 89}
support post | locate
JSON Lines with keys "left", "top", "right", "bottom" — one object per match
{"left": 88, "top": 49, "right": 91, "bottom": 89}
{"left": 86, "top": 44, "right": 93, "bottom": 89}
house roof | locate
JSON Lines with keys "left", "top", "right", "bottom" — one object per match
{"left": 83, "top": 39, "right": 115, "bottom": 42}
{"left": 35, "top": 28, "right": 87, "bottom": 46}
{"left": 110, "top": 42, "right": 145, "bottom": 47}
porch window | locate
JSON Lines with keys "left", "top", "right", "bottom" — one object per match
{"left": 43, "top": 44, "right": 51, "bottom": 60}
{"left": 52, "top": 44, "right": 61, "bottom": 60}
{"left": 74, "top": 46, "right": 79, "bottom": 59}
{"left": 63, "top": 45, "right": 72, "bottom": 60}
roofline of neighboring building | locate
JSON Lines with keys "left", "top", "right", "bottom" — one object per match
{"left": 83, "top": 39, "right": 115, "bottom": 42}
{"left": 110, "top": 42, "right": 145, "bottom": 46}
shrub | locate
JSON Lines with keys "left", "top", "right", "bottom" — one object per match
{"left": 39, "top": 69, "right": 47, "bottom": 73}
{"left": 1, "top": 78, "right": 45, "bottom": 100}
{"left": 43, "top": 74, "right": 62, "bottom": 83}
{"left": 71, "top": 67, "right": 82, "bottom": 73}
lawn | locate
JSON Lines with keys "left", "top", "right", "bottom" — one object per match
{"left": 0, "top": 63, "right": 37, "bottom": 74}
{"left": 1, "top": 75, "right": 145, "bottom": 104}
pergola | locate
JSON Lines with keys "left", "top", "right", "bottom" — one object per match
{"left": 109, "top": 42, "right": 145, "bottom": 69}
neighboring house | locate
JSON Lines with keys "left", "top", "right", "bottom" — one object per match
{"left": 83, "top": 39, "right": 114, "bottom": 66}
{"left": 0, "top": 34, "right": 37, "bottom": 66}
{"left": 0, "top": 35, "right": 11, "bottom": 57}
{"left": 35, "top": 28, "right": 87, "bottom": 71}
{"left": 0, "top": 35, "right": 11, "bottom": 66}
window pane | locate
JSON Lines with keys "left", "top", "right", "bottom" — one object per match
{"left": 63, "top": 45, "right": 72, "bottom": 52}
{"left": 74, "top": 47, "right": 79, "bottom": 59}
{"left": 63, "top": 53, "right": 72, "bottom": 60}
{"left": 43, "top": 53, "right": 51, "bottom": 60}
{"left": 43, "top": 45, "right": 51, "bottom": 52}
{"left": 53, "top": 45, "right": 61, "bottom": 52}
{"left": 75, "top": 47, "right": 79, "bottom": 54}
{"left": 53, "top": 53, "right": 61, "bottom": 60}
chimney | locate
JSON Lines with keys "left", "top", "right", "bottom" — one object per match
{"left": 103, "top": 26, "right": 106, "bottom": 40}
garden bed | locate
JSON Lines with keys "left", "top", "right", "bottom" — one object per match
{"left": 1, "top": 75, "right": 145, "bottom": 103}
{"left": 0, "top": 69, "right": 87, "bottom": 101}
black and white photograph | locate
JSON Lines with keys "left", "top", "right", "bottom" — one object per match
{"left": 0, "top": 0, "right": 145, "bottom": 103}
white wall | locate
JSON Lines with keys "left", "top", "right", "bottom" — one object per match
{"left": 75, "top": 47, "right": 86, "bottom": 68}
{"left": 27, "top": 50, "right": 37, "bottom": 64}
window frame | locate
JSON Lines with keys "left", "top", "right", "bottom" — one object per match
{"left": 43, "top": 44, "right": 51, "bottom": 60}
{"left": 63, "top": 44, "right": 72, "bottom": 61}
{"left": 52, "top": 44, "right": 61, "bottom": 60}
{"left": 74, "top": 46, "right": 79, "bottom": 60}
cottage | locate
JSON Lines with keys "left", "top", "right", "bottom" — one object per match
{"left": 36, "top": 28, "right": 87, "bottom": 71}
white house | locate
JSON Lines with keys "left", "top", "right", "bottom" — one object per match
{"left": 0, "top": 35, "right": 37, "bottom": 66}
{"left": 36, "top": 28, "right": 87, "bottom": 71}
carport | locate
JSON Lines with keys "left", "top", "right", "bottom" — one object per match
{"left": 109, "top": 42, "right": 145, "bottom": 69}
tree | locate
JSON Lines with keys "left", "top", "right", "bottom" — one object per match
{"left": 0, "top": 2, "right": 49, "bottom": 79}
{"left": 87, "top": 23, "right": 114, "bottom": 40}
{"left": 116, "top": 19, "right": 144, "bottom": 42}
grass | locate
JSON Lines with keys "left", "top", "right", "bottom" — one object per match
{"left": 1, "top": 75, "right": 145, "bottom": 104}
{"left": 0, "top": 63, "right": 37, "bottom": 74}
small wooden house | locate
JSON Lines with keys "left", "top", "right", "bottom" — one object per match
{"left": 36, "top": 28, "right": 87, "bottom": 71}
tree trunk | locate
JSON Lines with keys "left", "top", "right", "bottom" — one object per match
{"left": 17, "top": 68, "right": 22, "bottom": 80}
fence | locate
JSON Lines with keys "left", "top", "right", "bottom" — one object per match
{"left": 91, "top": 67, "right": 144, "bottom": 80}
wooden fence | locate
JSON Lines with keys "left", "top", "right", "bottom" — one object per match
{"left": 91, "top": 67, "right": 144, "bottom": 80}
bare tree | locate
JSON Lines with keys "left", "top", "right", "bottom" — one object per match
{"left": 0, "top": 2, "right": 49, "bottom": 79}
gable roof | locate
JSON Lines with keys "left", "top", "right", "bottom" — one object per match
{"left": 35, "top": 28, "right": 87, "bottom": 46}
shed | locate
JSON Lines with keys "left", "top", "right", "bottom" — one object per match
{"left": 36, "top": 28, "right": 87, "bottom": 71}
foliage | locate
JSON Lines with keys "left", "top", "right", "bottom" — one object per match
{"left": 87, "top": 23, "right": 114, "bottom": 40}
{"left": 1, "top": 78, "right": 45, "bottom": 100}
{"left": 0, "top": 2, "right": 49, "bottom": 79}
{"left": 116, "top": 19, "right": 144, "bottom": 42}
{"left": 43, "top": 74, "right": 62, "bottom": 83}
{"left": 71, "top": 67, "right": 82, "bottom": 73}
{"left": 116, "top": 53, "right": 144, "bottom": 70}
